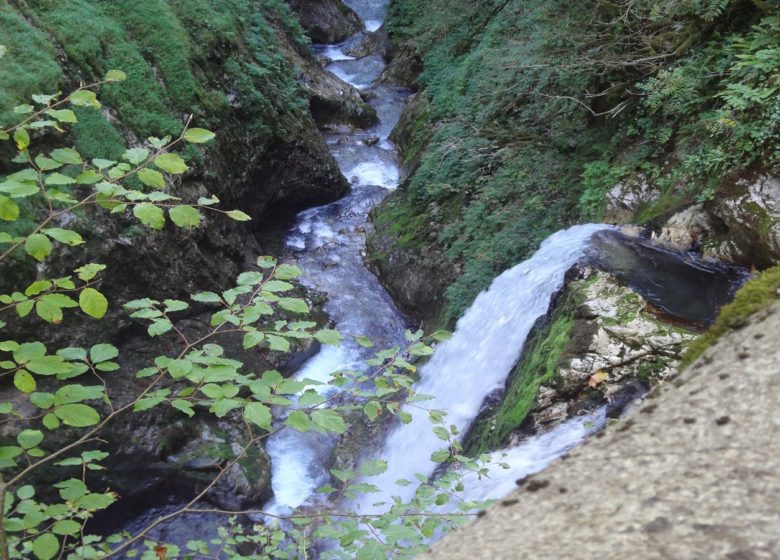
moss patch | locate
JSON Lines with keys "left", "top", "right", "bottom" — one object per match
{"left": 463, "top": 290, "right": 578, "bottom": 455}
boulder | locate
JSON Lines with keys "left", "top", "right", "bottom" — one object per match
{"left": 286, "top": 0, "right": 364, "bottom": 44}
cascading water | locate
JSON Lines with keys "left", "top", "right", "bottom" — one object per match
{"left": 354, "top": 224, "right": 611, "bottom": 513}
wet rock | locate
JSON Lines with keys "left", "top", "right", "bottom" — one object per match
{"left": 527, "top": 271, "right": 696, "bottom": 430}
{"left": 380, "top": 43, "right": 423, "bottom": 89}
{"left": 286, "top": 0, "right": 363, "bottom": 44}
{"left": 345, "top": 25, "right": 389, "bottom": 59}
{"left": 654, "top": 204, "right": 712, "bottom": 252}
{"left": 166, "top": 422, "right": 273, "bottom": 510}
{"left": 603, "top": 174, "right": 659, "bottom": 224}
{"left": 363, "top": 135, "right": 380, "bottom": 146}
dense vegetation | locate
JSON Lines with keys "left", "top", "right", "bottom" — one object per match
{"left": 373, "top": 0, "right": 780, "bottom": 323}
{"left": 0, "top": 0, "right": 309, "bottom": 152}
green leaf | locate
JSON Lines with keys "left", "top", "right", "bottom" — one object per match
{"left": 274, "top": 264, "right": 302, "bottom": 280}
{"left": 123, "top": 147, "right": 149, "bottom": 165}
{"left": 14, "top": 128, "right": 30, "bottom": 150}
{"left": 133, "top": 203, "right": 165, "bottom": 229}
{"left": 226, "top": 210, "right": 251, "bottom": 221}
{"left": 192, "top": 291, "right": 221, "bottom": 303}
{"left": 32, "top": 533, "right": 59, "bottom": 560}
{"left": 243, "top": 331, "right": 264, "bottom": 349}
{"left": 169, "top": 205, "right": 201, "bottom": 228}
{"left": 69, "top": 90, "right": 100, "bottom": 109}
{"left": 286, "top": 410, "right": 311, "bottom": 432}
{"left": 105, "top": 69, "right": 127, "bottom": 82}
{"left": 148, "top": 320, "right": 173, "bottom": 337}
{"left": 24, "top": 234, "right": 52, "bottom": 261}
{"left": 90, "top": 344, "right": 117, "bottom": 363}
{"left": 171, "top": 399, "right": 194, "bottom": 417}
{"left": 17, "top": 300, "right": 34, "bottom": 318}
{"left": 43, "top": 228, "right": 84, "bottom": 246}
{"left": 433, "top": 330, "right": 453, "bottom": 341}
{"left": 79, "top": 288, "right": 107, "bottom": 319}
{"left": 0, "top": 179, "right": 39, "bottom": 198}
{"left": 54, "top": 403, "right": 100, "bottom": 427}
{"left": 163, "top": 299, "right": 188, "bottom": 312}
{"left": 34, "top": 155, "right": 62, "bottom": 170}
{"left": 262, "top": 280, "right": 294, "bottom": 293}
{"left": 237, "top": 271, "right": 263, "bottom": 285}
{"left": 0, "top": 195, "right": 19, "bottom": 221}
{"left": 244, "top": 402, "right": 272, "bottom": 430}
{"left": 75, "top": 263, "right": 106, "bottom": 281}
{"left": 266, "top": 334, "right": 290, "bottom": 352}
{"left": 137, "top": 168, "right": 165, "bottom": 189}
{"left": 51, "top": 148, "right": 82, "bottom": 165}
{"left": 17, "top": 485, "right": 35, "bottom": 499}
{"left": 45, "top": 173, "right": 76, "bottom": 186}
{"left": 76, "top": 170, "right": 103, "bottom": 184}
{"left": 35, "top": 299, "right": 63, "bottom": 324}
{"left": 54, "top": 384, "right": 103, "bottom": 404}
{"left": 154, "top": 153, "right": 188, "bottom": 174}
{"left": 183, "top": 128, "right": 215, "bottom": 143}
{"left": 168, "top": 359, "right": 192, "bottom": 379}
{"left": 279, "top": 298, "right": 309, "bottom": 314}
{"left": 17, "top": 429, "right": 44, "bottom": 449}
{"left": 45, "top": 109, "right": 78, "bottom": 123}
{"left": 52, "top": 519, "right": 81, "bottom": 536}
{"left": 363, "top": 400, "right": 381, "bottom": 420}
{"left": 92, "top": 158, "right": 116, "bottom": 170}
{"left": 14, "top": 370, "right": 36, "bottom": 393}
{"left": 311, "top": 409, "right": 346, "bottom": 434}
{"left": 42, "top": 413, "right": 60, "bottom": 430}
{"left": 315, "top": 329, "right": 342, "bottom": 346}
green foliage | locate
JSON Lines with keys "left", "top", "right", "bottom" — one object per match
{"left": 0, "top": 78, "right": 499, "bottom": 560}
{"left": 376, "top": 0, "right": 779, "bottom": 323}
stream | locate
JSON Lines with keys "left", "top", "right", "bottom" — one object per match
{"left": 118, "top": 1, "right": 748, "bottom": 554}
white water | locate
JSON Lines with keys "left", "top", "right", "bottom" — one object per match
{"left": 355, "top": 223, "right": 611, "bottom": 513}
{"left": 449, "top": 408, "right": 606, "bottom": 508}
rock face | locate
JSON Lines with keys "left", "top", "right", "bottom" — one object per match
{"left": 423, "top": 301, "right": 780, "bottom": 560}
{"left": 464, "top": 268, "right": 696, "bottom": 453}
{"left": 607, "top": 172, "right": 780, "bottom": 269}
{"left": 286, "top": 0, "right": 364, "bottom": 44}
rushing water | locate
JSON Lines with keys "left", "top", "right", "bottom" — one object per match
{"left": 115, "top": 1, "right": 747, "bottom": 554}
{"left": 353, "top": 224, "right": 612, "bottom": 513}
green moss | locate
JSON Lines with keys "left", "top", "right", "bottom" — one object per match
{"left": 681, "top": 264, "right": 780, "bottom": 368}
{"left": 71, "top": 108, "right": 126, "bottom": 160}
{"left": 464, "top": 292, "right": 577, "bottom": 455}
{"left": 0, "top": 6, "right": 63, "bottom": 126}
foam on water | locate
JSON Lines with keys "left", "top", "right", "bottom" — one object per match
{"left": 355, "top": 224, "right": 612, "bottom": 513}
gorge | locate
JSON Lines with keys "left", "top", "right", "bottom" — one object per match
{"left": 0, "top": 0, "right": 779, "bottom": 559}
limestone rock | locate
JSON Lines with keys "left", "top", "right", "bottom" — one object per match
{"left": 603, "top": 175, "right": 659, "bottom": 224}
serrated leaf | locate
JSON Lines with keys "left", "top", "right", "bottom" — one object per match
{"left": 79, "top": 288, "right": 107, "bottom": 319}
{"left": 226, "top": 210, "right": 251, "bottom": 221}
{"left": 363, "top": 400, "right": 381, "bottom": 420}
{"left": 154, "top": 153, "right": 188, "bottom": 174}
{"left": 75, "top": 263, "right": 106, "bottom": 281}
{"left": 243, "top": 331, "right": 264, "bottom": 349}
{"left": 279, "top": 298, "right": 309, "bottom": 314}
{"left": 244, "top": 402, "right": 272, "bottom": 429}
{"left": 315, "top": 329, "right": 342, "bottom": 346}
{"left": 171, "top": 399, "right": 194, "bottom": 417}
{"left": 17, "top": 429, "right": 43, "bottom": 449}
{"left": 36, "top": 299, "right": 63, "bottom": 324}
{"left": 183, "top": 128, "right": 215, "bottom": 144}
{"left": 286, "top": 410, "right": 310, "bottom": 432}
{"left": 45, "top": 109, "right": 77, "bottom": 123}
{"left": 45, "top": 173, "right": 76, "bottom": 186}
{"left": 148, "top": 320, "right": 173, "bottom": 337}
{"left": 54, "top": 403, "right": 100, "bottom": 427}
{"left": 51, "top": 148, "right": 82, "bottom": 165}
{"left": 133, "top": 203, "right": 165, "bottom": 229}
{"left": 169, "top": 205, "right": 201, "bottom": 228}
{"left": 24, "top": 234, "right": 52, "bottom": 261}
{"left": 0, "top": 195, "right": 20, "bottom": 221}
{"left": 32, "top": 533, "right": 59, "bottom": 560}
{"left": 266, "top": 334, "right": 290, "bottom": 352}
{"left": 43, "top": 228, "right": 83, "bottom": 246}
{"left": 123, "top": 147, "right": 149, "bottom": 165}
{"left": 0, "top": 179, "right": 39, "bottom": 198}
{"left": 137, "top": 168, "right": 165, "bottom": 189}
{"left": 69, "top": 90, "right": 100, "bottom": 109}
{"left": 105, "top": 69, "right": 127, "bottom": 82}
{"left": 14, "top": 128, "right": 29, "bottom": 150}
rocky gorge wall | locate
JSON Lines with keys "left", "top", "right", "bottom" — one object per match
{"left": 0, "top": 0, "right": 377, "bottom": 517}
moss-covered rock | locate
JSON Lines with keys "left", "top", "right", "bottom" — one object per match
{"left": 286, "top": 0, "right": 364, "bottom": 44}
{"left": 464, "top": 269, "right": 696, "bottom": 455}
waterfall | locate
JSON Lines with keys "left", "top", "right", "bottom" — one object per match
{"left": 355, "top": 223, "right": 611, "bottom": 512}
